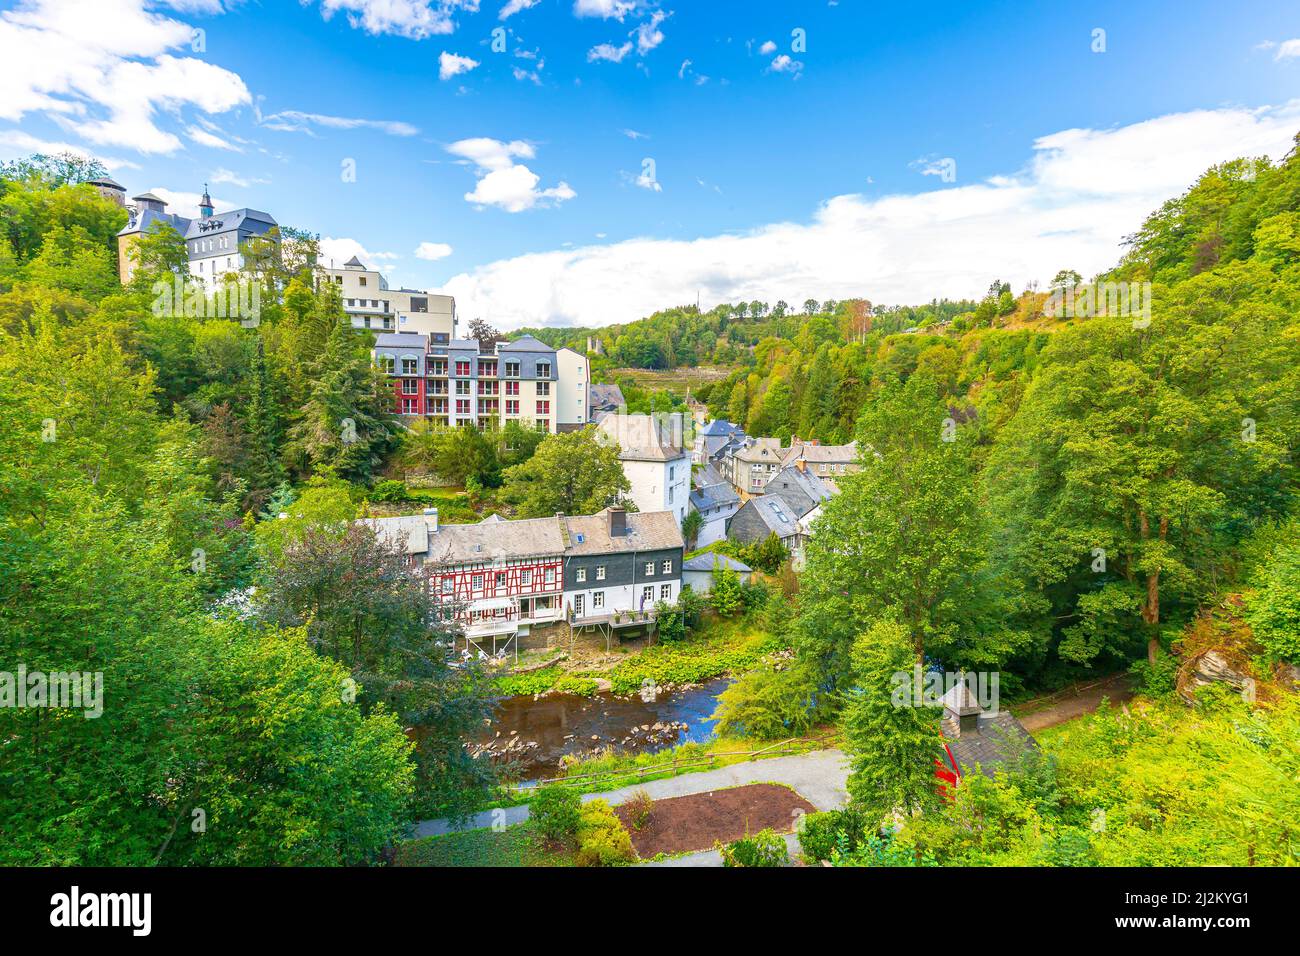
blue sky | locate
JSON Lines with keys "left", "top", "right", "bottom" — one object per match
{"left": 1, "top": 0, "right": 1299, "bottom": 327}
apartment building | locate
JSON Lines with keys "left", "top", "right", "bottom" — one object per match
{"left": 373, "top": 332, "right": 588, "bottom": 433}
{"left": 360, "top": 506, "right": 683, "bottom": 652}
{"left": 316, "top": 255, "right": 457, "bottom": 337}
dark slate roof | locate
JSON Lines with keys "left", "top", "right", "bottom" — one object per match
{"left": 682, "top": 552, "right": 751, "bottom": 573}
{"left": 764, "top": 466, "right": 834, "bottom": 518}
{"left": 940, "top": 695, "right": 1038, "bottom": 780}
{"left": 689, "top": 481, "right": 739, "bottom": 511}
{"left": 699, "top": 419, "right": 741, "bottom": 436}
{"left": 739, "top": 495, "right": 800, "bottom": 536}
{"left": 89, "top": 176, "right": 124, "bottom": 190}
{"left": 693, "top": 462, "right": 727, "bottom": 489}
{"left": 344, "top": 255, "right": 366, "bottom": 267}
{"left": 117, "top": 207, "right": 191, "bottom": 238}
{"left": 181, "top": 207, "right": 277, "bottom": 241}
{"left": 498, "top": 334, "right": 551, "bottom": 352}
{"left": 374, "top": 332, "right": 427, "bottom": 349}
{"left": 589, "top": 383, "right": 626, "bottom": 410}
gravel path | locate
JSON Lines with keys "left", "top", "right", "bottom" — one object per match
{"left": 410, "top": 748, "right": 849, "bottom": 839}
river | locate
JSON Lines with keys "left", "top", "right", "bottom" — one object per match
{"left": 475, "top": 678, "right": 733, "bottom": 781}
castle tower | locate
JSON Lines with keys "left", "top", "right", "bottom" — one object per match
{"left": 199, "top": 184, "right": 214, "bottom": 219}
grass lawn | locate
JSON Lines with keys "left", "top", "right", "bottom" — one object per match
{"left": 396, "top": 825, "right": 573, "bottom": 867}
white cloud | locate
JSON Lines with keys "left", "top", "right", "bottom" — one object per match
{"left": 415, "top": 241, "right": 454, "bottom": 260}
{"left": 759, "top": 40, "right": 776, "bottom": 55}
{"left": 447, "top": 137, "right": 575, "bottom": 212}
{"left": 149, "top": 186, "right": 232, "bottom": 217}
{"left": 634, "top": 10, "right": 667, "bottom": 55}
{"left": 769, "top": 54, "right": 802, "bottom": 75}
{"left": 573, "top": 0, "right": 639, "bottom": 20}
{"left": 440, "top": 102, "right": 1300, "bottom": 329}
{"left": 623, "top": 128, "right": 649, "bottom": 139}
{"left": 209, "top": 167, "right": 269, "bottom": 187}
{"left": 318, "top": 236, "right": 400, "bottom": 269}
{"left": 0, "top": 128, "right": 139, "bottom": 171}
{"left": 260, "top": 110, "right": 418, "bottom": 136}
{"left": 1275, "top": 39, "right": 1300, "bottom": 60}
{"left": 439, "top": 50, "right": 480, "bottom": 80}
{"left": 588, "top": 41, "right": 632, "bottom": 63}
{"left": 499, "top": 0, "right": 539, "bottom": 18}
{"left": 310, "top": 0, "right": 477, "bottom": 39}
{"left": 512, "top": 61, "right": 543, "bottom": 83}
{"left": 186, "top": 125, "right": 242, "bottom": 151}
{"left": 0, "top": 0, "right": 251, "bottom": 154}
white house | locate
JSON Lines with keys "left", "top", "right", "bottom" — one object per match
{"left": 681, "top": 552, "right": 752, "bottom": 595}
{"left": 597, "top": 413, "right": 691, "bottom": 525}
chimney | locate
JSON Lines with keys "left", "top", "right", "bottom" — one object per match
{"left": 423, "top": 507, "right": 438, "bottom": 533}
{"left": 796, "top": 458, "right": 806, "bottom": 473}
{"left": 609, "top": 507, "right": 627, "bottom": 537}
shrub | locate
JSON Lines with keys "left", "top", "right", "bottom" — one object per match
{"left": 720, "top": 828, "right": 788, "bottom": 867}
{"left": 1129, "top": 647, "right": 1180, "bottom": 699}
{"left": 1245, "top": 541, "right": 1300, "bottom": 662}
{"left": 798, "top": 807, "right": 871, "bottom": 863}
{"left": 625, "top": 789, "right": 654, "bottom": 830}
{"left": 575, "top": 800, "right": 635, "bottom": 866}
{"left": 530, "top": 785, "right": 582, "bottom": 845}
{"left": 710, "top": 661, "right": 819, "bottom": 740}
{"left": 370, "top": 479, "right": 409, "bottom": 503}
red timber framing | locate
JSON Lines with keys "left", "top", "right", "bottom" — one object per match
{"left": 434, "top": 556, "right": 564, "bottom": 661}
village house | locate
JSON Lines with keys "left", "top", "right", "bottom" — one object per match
{"left": 359, "top": 506, "right": 683, "bottom": 657}
{"left": 780, "top": 437, "right": 861, "bottom": 491}
{"left": 596, "top": 412, "right": 691, "bottom": 525}
{"left": 720, "top": 435, "right": 787, "bottom": 497}
{"left": 681, "top": 552, "right": 752, "bottom": 595}
{"left": 688, "top": 480, "right": 740, "bottom": 547}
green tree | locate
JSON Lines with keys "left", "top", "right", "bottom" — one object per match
{"left": 843, "top": 618, "right": 943, "bottom": 821}
{"left": 710, "top": 559, "right": 744, "bottom": 617}
{"left": 501, "top": 426, "right": 630, "bottom": 518}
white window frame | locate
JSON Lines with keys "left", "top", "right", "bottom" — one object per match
{"left": 576, "top": 568, "right": 587, "bottom": 583}
{"left": 662, "top": 559, "right": 672, "bottom": 574}
{"left": 596, "top": 566, "right": 606, "bottom": 581}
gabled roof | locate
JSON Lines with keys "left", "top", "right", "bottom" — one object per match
{"left": 764, "top": 466, "right": 834, "bottom": 518}
{"left": 689, "top": 482, "right": 739, "bottom": 512}
{"left": 117, "top": 207, "right": 191, "bottom": 238}
{"left": 181, "top": 207, "right": 277, "bottom": 241}
{"left": 498, "top": 334, "right": 552, "bottom": 352}
{"left": 374, "top": 332, "right": 427, "bottom": 349}
{"left": 589, "top": 383, "right": 625, "bottom": 410}
{"left": 597, "top": 413, "right": 689, "bottom": 463}
{"left": 430, "top": 515, "right": 566, "bottom": 565}
{"left": 693, "top": 462, "right": 727, "bottom": 489}
{"left": 781, "top": 439, "right": 860, "bottom": 467}
{"left": 682, "top": 552, "right": 751, "bottom": 573}
{"left": 699, "top": 419, "right": 742, "bottom": 436}
{"left": 941, "top": 711, "right": 1038, "bottom": 779}
{"left": 358, "top": 514, "right": 432, "bottom": 556}
{"left": 562, "top": 508, "right": 683, "bottom": 556}
{"left": 740, "top": 495, "right": 800, "bottom": 536}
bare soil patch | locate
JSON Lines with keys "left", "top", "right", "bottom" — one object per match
{"left": 614, "top": 783, "right": 814, "bottom": 858}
